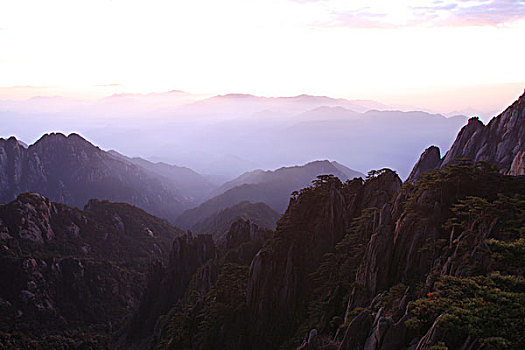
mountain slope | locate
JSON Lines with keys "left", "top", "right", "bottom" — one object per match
{"left": 213, "top": 160, "right": 362, "bottom": 196}
{"left": 0, "top": 192, "right": 183, "bottom": 347}
{"left": 189, "top": 201, "right": 280, "bottom": 242}
{"left": 0, "top": 133, "right": 207, "bottom": 222}
{"left": 408, "top": 91, "right": 525, "bottom": 182}
{"left": 177, "top": 160, "right": 364, "bottom": 229}
{"left": 108, "top": 150, "right": 217, "bottom": 205}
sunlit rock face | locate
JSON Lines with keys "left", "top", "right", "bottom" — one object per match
{"left": 508, "top": 150, "right": 525, "bottom": 176}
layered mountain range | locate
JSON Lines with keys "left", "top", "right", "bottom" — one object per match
{"left": 0, "top": 133, "right": 364, "bottom": 234}
{"left": 188, "top": 201, "right": 280, "bottom": 242}
{"left": 119, "top": 92, "right": 525, "bottom": 349}
{"left": 1, "top": 93, "right": 468, "bottom": 178}
{"left": 176, "top": 160, "right": 363, "bottom": 230}
{"left": 0, "top": 133, "right": 210, "bottom": 222}
{"left": 0, "top": 91, "right": 523, "bottom": 349}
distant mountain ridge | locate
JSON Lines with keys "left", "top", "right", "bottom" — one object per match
{"left": 177, "top": 160, "right": 364, "bottom": 229}
{"left": 0, "top": 133, "right": 215, "bottom": 222}
{"left": 212, "top": 160, "right": 362, "bottom": 196}
{"left": 107, "top": 150, "right": 216, "bottom": 204}
{"left": 1, "top": 92, "right": 471, "bottom": 178}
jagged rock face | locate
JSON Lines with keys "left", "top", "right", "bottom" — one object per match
{"left": 124, "top": 233, "right": 216, "bottom": 345}
{"left": 246, "top": 171, "right": 401, "bottom": 346}
{"left": 352, "top": 205, "right": 395, "bottom": 307}
{"left": 339, "top": 310, "right": 374, "bottom": 350}
{"left": 351, "top": 164, "right": 505, "bottom": 309}
{"left": 441, "top": 117, "right": 486, "bottom": 167}
{"left": 0, "top": 133, "right": 190, "bottom": 222}
{"left": 339, "top": 164, "right": 525, "bottom": 350}
{"left": 0, "top": 255, "right": 143, "bottom": 339}
{"left": 0, "top": 192, "right": 183, "bottom": 346}
{"left": 223, "top": 219, "right": 272, "bottom": 265}
{"left": 406, "top": 146, "right": 441, "bottom": 183}
{"left": 123, "top": 218, "right": 271, "bottom": 349}
{"left": 0, "top": 137, "right": 46, "bottom": 200}
{"left": 350, "top": 178, "right": 454, "bottom": 308}
{"left": 0, "top": 193, "right": 181, "bottom": 262}
{"left": 408, "top": 92, "right": 525, "bottom": 180}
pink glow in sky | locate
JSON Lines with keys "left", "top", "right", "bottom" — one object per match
{"left": 0, "top": 0, "right": 524, "bottom": 113}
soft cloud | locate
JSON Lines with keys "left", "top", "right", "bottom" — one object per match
{"left": 95, "top": 84, "right": 122, "bottom": 87}
{"left": 413, "top": 0, "right": 525, "bottom": 26}
{"left": 295, "top": 0, "right": 525, "bottom": 27}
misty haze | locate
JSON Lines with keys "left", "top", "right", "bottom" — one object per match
{"left": 2, "top": 92, "right": 471, "bottom": 179}
{"left": 1, "top": 1, "right": 524, "bottom": 349}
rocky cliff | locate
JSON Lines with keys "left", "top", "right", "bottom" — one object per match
{"left": 121, "top": 219, "right": 272, "bottom": 349}
{"left": 407, "top": 92, "right": 525, "bottom": 182}
{"left": 246, "top": 171, "right": 402, "bottom": 347}
{"left": 123, "top": 232, "right": 216, "bottom": 347}
{"left": 337, "top": 162, "right": 525, "bottom": 350}
{"left": 0, "top": 192, "right": 183, "bottom": 348}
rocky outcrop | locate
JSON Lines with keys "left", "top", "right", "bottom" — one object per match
{"left": 406, "top": 146, "right": 441, "bottom": 183}
{"left": 124, "top": 233, "right": 216, "bottom": 345}
{"left": 338, "top": 159, "right": 525, "bottom": 350}
{"left": 351, "top": 205, "right": 395, "bottom": 307}
{"left": 246, "top": 171, "right": 402, "bottom": 346}
{"left": 122, "top": 218, "right": 272, "bottom": 349}
{"left": 408, "top": 92, "right": 525, "bottom": 181}
{"left": 0, "top": 192, "right": 181, "bottom": 261}
{"left": 0, "top": 132, "right": 197, "bottom": 222}
{"left": 223, "top": 219, "right": 272, "bottom": 265}
{"left": 0, "top": 192, "right": 183, "bottom": 346}
{"left": 340, "top": 305, "right": 409, "bottom": 350}
{"left": 339, "top": 310, "right": 374, "bottom": 350}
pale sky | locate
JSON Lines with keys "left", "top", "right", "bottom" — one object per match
{"left": 1, "top": 0, "right": 524, "bottom": 112}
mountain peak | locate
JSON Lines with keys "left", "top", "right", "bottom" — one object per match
{"left": 406, "top": 146, "right": 442, "bottom": 183}
{"left": 32, "top": 132, "right": 95, "bottom": 149}
{"left": 217, "top": 93, "right": 258, "bottom": 99}
{"left": 466, "top": 116, "right": 484, "bottom": 127}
